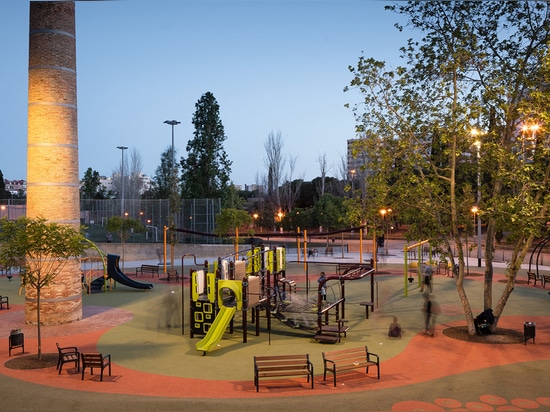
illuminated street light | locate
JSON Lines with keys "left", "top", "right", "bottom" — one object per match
{"left": 379, "top": 208, "right": 392, "bottom": 255}
{"left": 521, "top": 124, "right": 539, "bottom": 162}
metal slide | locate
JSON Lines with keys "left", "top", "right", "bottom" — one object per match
{"left": 195, "top": 306, "right": 237, "bottom": 355}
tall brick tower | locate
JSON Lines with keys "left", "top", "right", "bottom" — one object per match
{"left": 27, "top": 1, "right": 81, "bottom": 324}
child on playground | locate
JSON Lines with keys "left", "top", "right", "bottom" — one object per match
{"left": 318, "top": 272, "right": 327, "bottom": 301}
{"left": 388, "top": 316, "right": 402, "bottom": 338}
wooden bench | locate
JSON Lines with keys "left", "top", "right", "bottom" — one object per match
{"left": 56, "top": 342, "right": 79, "bottom": 374}
{"left": 322, "top": 346, "right": 380, "bottom": 387}
{"left": 81, "top": 353, "right": 111, "bottom": 381}
{"left": 0, "top": 295, "right": 9, "bottom": 310}
{"left": 359, "top": 301, "right": 375, "bottom": 319}
{"left": 254, "top": 354, "right": 314, "bottom": 392}
{"left": 135, "top": 264, "right": 159, "bottom": 277}
{"left": 543, "top": 274, "right": 550, "bottom": 288}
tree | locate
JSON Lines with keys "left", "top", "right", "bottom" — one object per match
{"left": 262, "top": 130, "right": 285, "bottom": 211}
{"left": 346, "top": 1, "right": 550, "bottom": 335}
{"left": 214, "top": 208, "right": 253, "bottom": 241}
{"left": 0, "top": 217, "right": 87, "bottom": 360}
{"left": 112, "top": 147, "right": 144, "bottom": 201}
{"left": 80, "top": 167, "right": 107, "bottom": 200}
{"left": 180, "top": 92, "right": 232, "bottom": 200}
{"left": 151, "top": 147, "right": 177, "bottom": 199}
{"left": 316, "top": 153, "right": 328, "bottom": 197}
{"left": 311, "top": 193, "right": 349, "bottom": 231}
{"left": 106, "top": 216, "right": 145, "bottom": 265}
{"left": 0, "top": 169, "right": 8, "bottom": 202}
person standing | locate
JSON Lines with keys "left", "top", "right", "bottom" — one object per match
{"left": 422, "top": 293, "right": 438, "bottom": 336}
{"left": 421, "top": 262, "right": 433, "bottom": 292}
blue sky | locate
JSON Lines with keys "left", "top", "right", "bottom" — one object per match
{"left": 1, "top": 0, "right": 408, "bottom": 187}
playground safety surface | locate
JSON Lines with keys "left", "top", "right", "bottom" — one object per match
{"left": 1, "top": 261, "right": 549, "bottom": 412}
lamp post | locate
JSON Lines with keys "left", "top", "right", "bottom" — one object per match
{"left": 164, "top": 120, "right": 180, "bottom": 270}
{"left": 471, "top": 129, "right": 483, "bottom": 267}
{"left": 379, "top": 208, "right": 391, "bottom": 255}
{"left": 471, "top": 205, "right": 481, "bottom": 267}
{"left": 163, "top": 120, "right": 181, "bottom": 178}
{"left": 350, "top": 169, "right": 356, "bottom": 193}
{"left": 116, "top": 146, "right": 128, "bottom": 217}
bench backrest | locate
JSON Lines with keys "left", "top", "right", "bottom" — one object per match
{"left": 323, "top": 346, "right": 368, "bottom": 361}
{"left": 255, "top": 354, "right": 310, "bottom": 367}
{"left": 82, "top": 353, "right": 105, "bottom": 367}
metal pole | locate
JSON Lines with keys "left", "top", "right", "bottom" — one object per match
{"left": 116, "top": 146, "right": 127, "bottom": 216}
{"left": 476, "top": 144, "right": 482, "bottom": 267}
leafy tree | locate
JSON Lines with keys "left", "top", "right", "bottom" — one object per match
{"left": 346, "top": 1, "right": 550, "bottom": 335}
{"left": 223, "top": 184, "right": 246, "bottom": 209}
{"left": 0, "top": 217, "right": 87, "bottom": 360}
{"left": 180, "top": 92, "right": 232, "bottom": 200}
{"left": 214, "top": 208, "right": 253, "bottom": 241}
{"left": 281, "top": 207, "right": 312, "bottom": 232}
{"left": 151, "top": 147, "right": 177, "bottom": 199}
{"left": 81, "top": 167, "right": 108, "bottom": 200}
{"left": 311, "top": 193, "right": 349, "bottom": 231}
{"left": 0, "top": 169, "right": 8, "bottom": 202}
{"left": 106, "top": 216, "right": 145, "bottom": 265}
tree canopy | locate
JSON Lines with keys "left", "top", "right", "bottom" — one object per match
{"left": 345, "top": 1, "right": 550, "bottom": 334}
{"left": 180, "top": 92, "right": 232, "bottom": 200}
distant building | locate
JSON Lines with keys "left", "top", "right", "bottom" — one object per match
{"left": 244, "top": 184, "right": 263, "bottom": 193}
{"left": 4, "top": 179, "right": 26, "bottom": 195}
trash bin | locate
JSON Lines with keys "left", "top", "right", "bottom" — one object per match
{"left": 524, "top": 321, "right": 536, "bottom": 345}
{"left": 9, "top": 331, "right": 24, "bottom": 356}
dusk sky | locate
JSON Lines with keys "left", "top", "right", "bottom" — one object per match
{"left": 1, "top": 0, "right": 409, "bottom": 187}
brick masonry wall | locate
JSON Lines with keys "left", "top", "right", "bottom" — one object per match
{"left": 26, "top": 2, "right": 81, "bottom": 325}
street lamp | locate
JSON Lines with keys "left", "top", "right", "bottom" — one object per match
{"left": 116, "top": 146, "right": 128, "bottom": 216}
{"left": 521, "top": 124, "right": 539, "bottom": 162}
{"left": 379, "top": 208, "right": 392, "bottom": 255}
{"left": 163, "top": 120, "right": 181, "bottom": 177}
{"left": 471, "top": 129, "right": 483, "bottom": 267}
{"left": 164, "top": 120, "right": 180, "bottom": 270}
{"left": 350, "top": 169, "right": 356, "bottom": 192}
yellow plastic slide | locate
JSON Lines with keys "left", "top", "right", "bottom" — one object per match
{"left": 195, "top": 306, "right": 237, "bottom": 354}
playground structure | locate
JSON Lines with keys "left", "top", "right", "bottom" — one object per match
{"left": 80, "top": 255, "right": 106, "bottom": 294}
{"left": 189, "top": 245, "right": 375, "bottom": 355}
{"left": 403, "top": 240, "right": 435, "bottom": 297}
{"left": 84, "top": 254, "right": 154, "bottom": 293}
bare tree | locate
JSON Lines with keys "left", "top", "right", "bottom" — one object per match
{"left": 127, "top": 147, "right": 144, "bottom": 200}
{"left": 316, "top": 153, "right": 328, "bottom": 196}
{"left": 280, "top": 155, "right": 303, "bottom": 213}
{"left": 112, "top": 147, "right": 144, "bottom": 201}
{"left": 263, "top": 130, "right": 285, "bottom": 211}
